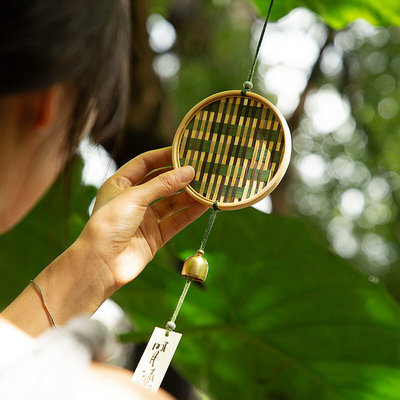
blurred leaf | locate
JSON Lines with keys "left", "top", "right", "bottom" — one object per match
{"left": 170, "top": 2, "right": 252, "bottom": 122}
{"left": 251, "top": 0, "right": 400, "bottom": 29}
{"left": 2, "top": 154, "right": 400, "bottom": 399}
{"left": 116, "top": 208, "right": 400, "bottom": 399}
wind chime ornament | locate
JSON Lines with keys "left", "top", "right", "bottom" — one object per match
{"left": 132, "top": 0, "right": 291, "bottom": 392}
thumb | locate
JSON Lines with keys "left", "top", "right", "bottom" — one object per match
{"left": 128, "top": 165, "right": 195, "bottom": 206}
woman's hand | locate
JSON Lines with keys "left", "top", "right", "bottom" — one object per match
{"left": 78, "top": 147, "right": 207, "bottom": 296}
{"left": 3, "top": 147, "right": 207, "bottom": 336}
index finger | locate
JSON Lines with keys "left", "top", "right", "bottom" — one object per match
{"left": 114, "top": 147, "right": 172, "bottom": 186}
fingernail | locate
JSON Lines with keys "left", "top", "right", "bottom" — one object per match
{"left": 176, "top": 166, "right": 195, "bottom": 182}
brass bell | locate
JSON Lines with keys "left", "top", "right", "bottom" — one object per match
{"left": 181, "top": 249, "right": 209, "bottom": 282}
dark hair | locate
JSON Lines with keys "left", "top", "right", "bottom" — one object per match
{"left": 0, "top": 0, "right": 131, "bottom": 152}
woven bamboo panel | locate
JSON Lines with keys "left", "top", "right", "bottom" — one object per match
{"left": 172, "top": 91, "right": 291, "bottom": 210}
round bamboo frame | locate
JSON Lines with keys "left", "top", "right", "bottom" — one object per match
{"left": 172, "top": 90, "right": 291, "bottom": 211}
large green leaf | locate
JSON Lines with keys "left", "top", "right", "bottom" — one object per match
{"left": 116, "top": 208, "right": 400, "bottom": 399}
{"left": 3, "top": 158, "right": 400, "bottom": 399}
{"left": 251, "top": 0, "right": 400, "bottom": 29}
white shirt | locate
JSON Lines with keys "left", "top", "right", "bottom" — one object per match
{"left": 0, "top": 317, "right": 113, "bottom": 400}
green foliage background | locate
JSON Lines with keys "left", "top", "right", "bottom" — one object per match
{"left": 253, "top": 0, "right": 400, "bottom": 28}
{"left": 2, "top": 1, "right": 400, "bottom": 399}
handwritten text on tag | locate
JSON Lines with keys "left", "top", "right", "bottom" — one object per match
{"left": 132, "top": 327, "right": 182, "bottom": 392}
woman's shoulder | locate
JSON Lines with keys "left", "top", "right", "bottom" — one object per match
{"left": 0, "top": 316, "right": 172, "bottom": 400}
{"left": 84, "top": 363, "right": 174, "bottom": 399}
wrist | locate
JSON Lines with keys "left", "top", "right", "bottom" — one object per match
{"left": 2, "top": 239, "right": 118, "bottom": 337}
{"left": 46, "top": 238, "right": 117, "bottom": 311}
{"left": 34, "top": 238, "right": 116, "bottom": 325}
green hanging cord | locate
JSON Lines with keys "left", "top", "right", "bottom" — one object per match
{"left": 200, "top": 201, "right": 220, "bottom": 252}
{"left": 165, "top": 202, "right": 220, "bottom": 336}
{"left": 165, "top": 277, "right": 192, "bottom": 336}
{"left": 242, "top": 0, "right": 275, "bottom": 96}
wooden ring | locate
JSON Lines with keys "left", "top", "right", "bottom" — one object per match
{"left": 172, "top": 90, "right": 291, "bottom": 211}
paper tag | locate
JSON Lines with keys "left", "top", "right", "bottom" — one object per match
{"left": 132, "top": 327, "right": 182, "bottom": 392}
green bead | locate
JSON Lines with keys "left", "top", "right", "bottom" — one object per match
{"left": 243, "top": 80, "right": 253, "bottom": 90}
{"left": 181, "top": 249, "right": 209, "bottom": 282}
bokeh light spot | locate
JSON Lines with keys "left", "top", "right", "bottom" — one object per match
{"left": 340, "top": 188, "right": 365, "bottom": 218}
{"left": 296, "top": 154, "right": 328, "bottom": 186}
{"left": 147, "top": 14, "right": 176, "bottom": 53}
{"left": 378, "top": 98, "right": 399, "bottom": 119}
{"left": 367, "top": 177, "right": 390, "bottom": 201}
{"left": 305, "top": 87, "right": 350, "bottom": 134}
{"left": 153, "top": 52, "right": 180, "bottom": 80}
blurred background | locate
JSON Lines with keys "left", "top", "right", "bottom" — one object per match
{"left": 83, "top": 0, "right": 400, "bottom": 295}
{"left": 3, "top": 0, "right": 400, "bottom": 399}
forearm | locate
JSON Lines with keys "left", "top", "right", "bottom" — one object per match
{"left": 1, "top": 239, "right": 114, "bottom": 336}
{"left": 2, "top": 149, "right": 203, "bottom": 337}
